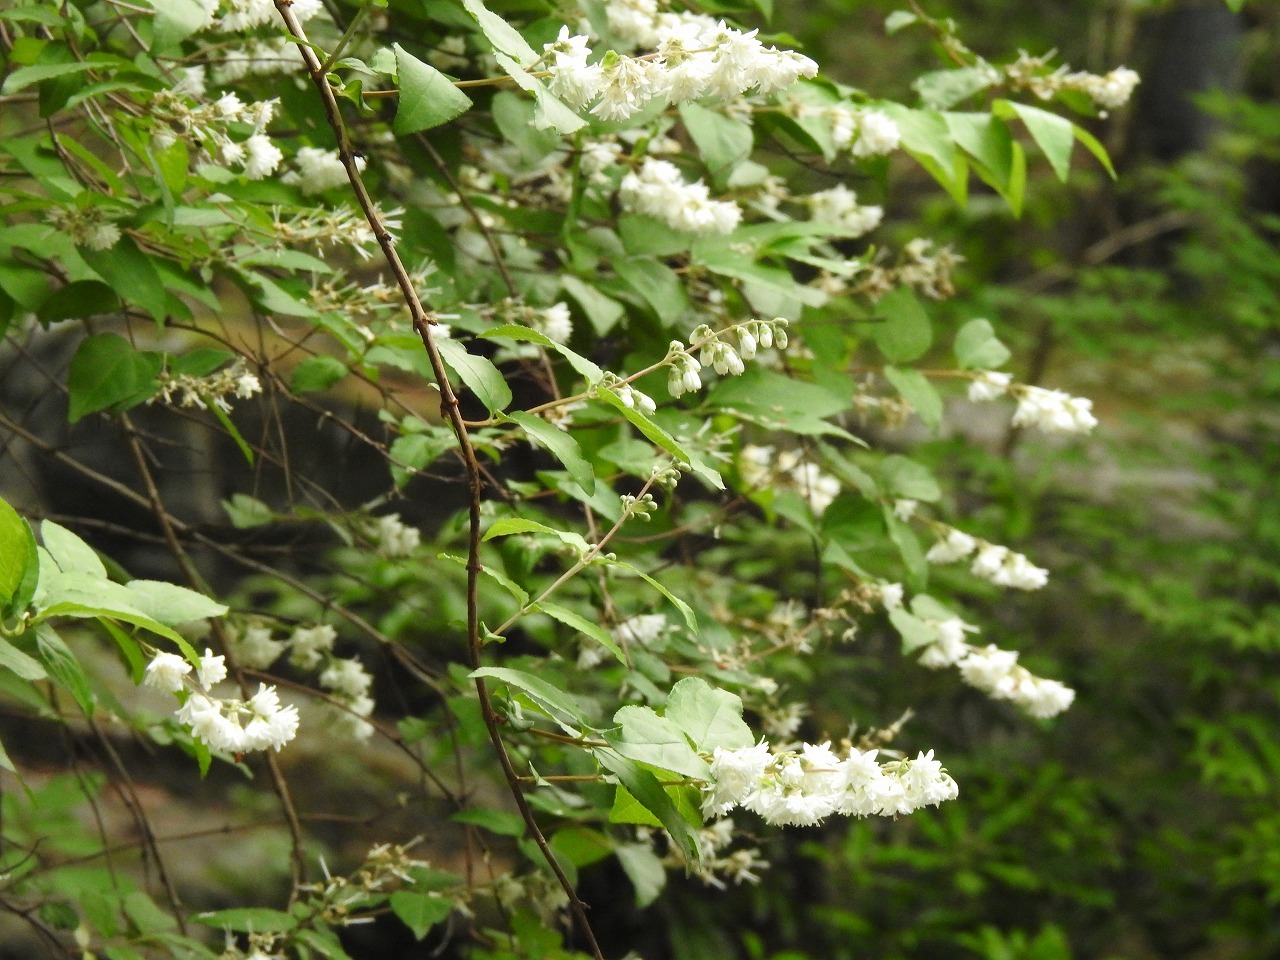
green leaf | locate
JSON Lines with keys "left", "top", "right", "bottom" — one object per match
{"left": 482, "top": 517, "right": 590, "bottom": 555}
{"left": 36, "top": 280, "right": 120, "bottom": 323}
{"left": 1, "top": 56, "right": 131, "bottom": 94}
{"left": 610, "top": 784, "right": 662, "bottom": 827}
{"left": 290, "top": 355, "right": 348, "bottom": 393}
{"left": 914, "top": 67, "right": 999, "bottom": 110}
{"left": 872, "top": 287, "right": 933, "bottom": 363}
{"left": 610, "top": 705, "right": 709, "bottom": 779}
{"left": 481, "top": 324, "right": 603, "bottom": 381}
{"left": 220, "top": 494, "right": 274, "bottom": 528}
{"left": 389, "top": 891, "right": 452, "bottom": 940}
{"left": 451, "top": 806, "right": 526, "bottom": 836}
{"left": 680, "top": 102, "right": 754, "bottom": 186}
{"left": 153, "top": 0, "right": 210, "bottom": 48}
{"left": 392, "top": 44, "right": 472, "bottom": 136}
{"left": 32, "top": 571, "right": 199, "bottom": 654}
{"left": 0, "top": 497, "right": 36, "bottom": 614}
{"left": 469, "top": 666, "right": 594, "bottom": 728}
{"left": 536, "top": 600, "right": 624, "bottom": 664}
{"left": 40, "top": 520, "right": 106, "bottom": 578}
{"left": 881, "top": 455, "right": 942, "bottom": 502}
{"left": 591, "top": 390, "right": 723, "bottom": 489}
{"left": 615, "top": 843, "right": 667, "bottom": 908}
{"left": 995, "top": 100, "right": 1074, "bottom": 182}
{"left": 664, "top": 677, "right": 753, "bottom": 753}
{"left": 79, "top": 237, "right": 168, "bottom": 322}
{"left": 954, "top": 317, "right": 1011, "bottom": 370}
{"left": 884, "top": 366, "right": 943, "bottom": 430}
{"left": 123, "top": 580, "right": 227, "bottom": 626}
{"left": 881, "top": 105, "right": 967, "bottom": 204}
{"left": 1072, "top": 122, "right": 1117, "bottom": 179}
{"left": 195, "top": 908, "right": 298, "bottom": 933}
{"left": 35, "top": 625, "right": 95, "bottom": 716}
{"left": 508, "top": 411, "right": 595, "bottom": 496}
{"left": 99, "top": 619, "right": 145, "bottom": 684}
{"left": 883, "top": 509, "right": 927, "bottom": 590}
{"left": 0, "top": 637, "right": 46, "bottom": 681}
{"left": 561, "top": 275, "right": 625, "bottom": 335}
{"left": 605, "top": 560, "right": 698, "bottom": 634}
{"left": 889, "top": 607, "right": 939, "bottom": 654}
{"left": 461, "top": 0, "right": 539, "bottom": 66}
{"left": 614, "top": 258, "right": 689, "bottom": 325}
{"left": 390, "top": 430, "right": 457, "bottom": 488}
{"left": 885, "top": 10, "right": 919, "bottom": 33}
{"left": 492, "top": 52, "right": 585, "bottom": 135}
{"left": 66, "top": 333, "right": 161, "bottom": 423}
{"left": 595, "top": 749, "right": 700, "bottom": 861}
{"left": 436, "top": 338, "right": 512, "bottom": 415}
{"left": 207, "top": 401, "right": 255, "bottom": 466}
{"left": 945, "top": 112, "right": 1024, "bottom": 215}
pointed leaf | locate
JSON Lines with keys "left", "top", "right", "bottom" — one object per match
{"left": 392, "top": 44, "right": 472, "bottom": 135}
{"left": 436, "top": 338, "right": 511, "bottom": 415}
{"left": 664, "top": 677, "right": 753, "bottom": 753}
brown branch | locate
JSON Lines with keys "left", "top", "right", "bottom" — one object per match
{"left": 272, "top": 7, "right": 603, "bottom": 958}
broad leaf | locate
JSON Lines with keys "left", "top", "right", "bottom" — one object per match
{"left": 664, "top": 677, "right": 754, "bottom": 753}
{"left": 393, "top": 44, "right": 472, "bottom": 135}
{"left": 884, "top": 366, "right": 943, "bottom": 430}
{"left": 435, "top": 338, "right": 512, "bottom": 415}
{"left": 954, "top": 317, "right": 1011, "bottom": 370}
{"left": 508, "top": 411, "right": 596, "bottom": 496}
{"left": 66, "top": 333, "right": 161, "bottom": 423}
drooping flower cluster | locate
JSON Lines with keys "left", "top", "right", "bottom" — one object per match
{"left": 1005, "top": 51, "right": 1140, "bottom": 113}
{"left": 925, "top": 527, "right": 1049, "bottom": 591}
{"left": 188, "top": 0, "right": 324, "bottom": 34}
{"left": 896, "top": 601, "right": 1075, "bottom": 718}
{"left": 664, "top": 319, "right": 787, "bottom": 398}
{"left": 319, "top": 657, "right": 376, "bottom": 741}
{"left": 671, "top": 818, "right": 769, "bottom": 889}
{"left": 591, "top": 373, "right": 658, "bottom": 416}
{"left": 703, "top": 739, "right": 958, "bottom": 826}
{"left": 807, "top": 184, "right": 884, "bottom": 237}
{"left": 967, "top": 372, "right": 1098, "bottom": 434}
{"left": 542, "top": 14, "right": 817, "bottom": 123}
{"left": 150, "top": 90, "right": 283, "bottom": 180}
{"left": 798, "top": 104, "right": 902, "bottom": 159}
{"left": 739, "top": 444, "right": 841, "bottom": 515}
{"left": 618, "top": 158, "right": 742, "bottom": 235}
{"left": 956, "top": 645, "right": 1077, "bottom": 718}
{"left": 144, "top": 648, "right": 299, "bottom": 753}
{"left": 152, "top": 358, "right": 262, "bottom": 414}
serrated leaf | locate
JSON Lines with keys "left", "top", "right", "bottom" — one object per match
{"left": 481, "top": 323, "right": 603, "bottom": 381}
{"left": 66, "top": 333, "right": 161, "bottom": 423}
{"left": 1072, "top": 122, "right": 1117, "bottom": 179}
{"left": 884, "top": 509, "right": 927, "bottom": 590}
{"left": 290, "top": 355, "right": 348, "bottom": 393}
{"left": 0, "top": 497, "right": 36, "bottom": 613}
{"left": 884, "top": 366, "right": 943, "bottom": 430}
{"left": 469, "top": 666, "right": 593, "bottom": 728}
{"left": 435, "top": 338, "right": 511, "bottom": 415}
{"left": 536, "top": 600, "right": 624, "bottom": 664}
{"left": 389, "top": 892, "right": 452, "bottom": 941}
{"left": 592, "top": 390, "right": 723, "bottom": 489}
{"left": 664, "top": 677, "right": 753, "bottom": 753}
{"left": 392, "top": 44, "right": 472, "bottom": 135}
{"left": 462, "top": 0, "right": 538, "bottom": 65}
{"left": 35, "top": 625, "right": 94, "bottom": 716}
{"left": 954, "top": 318, "right": 1011, "bottom": 370}
{"left": 995, "top": 100, "right": 1074, "bottom": 182}
{"left": 123, "top": 580, "right": 227, "bottom": 626}
{"left": 508, "top": 411, "right": 595, "bottom": 496}
{"left": 482, "top": 517, "right": 590, "bottom": 554}
{"left": 680, "top": 102, "right": 753, "bottom": 186}
{"left": 881, "top": 455, "right": 941, "bottom": 502}
{"left": 605, "top": 559, "right": 697, "bottom": 634}
{"left": 79, "top": 237, "right": 168, "bottom": 322}
{"left": 595, "top": 749, "right": 700, "bottom": 861}
{"left": 40, "top": 520, "right": 106, "bottom": 578}
{"left": 872, "top": 287, "right": 933, "bottom": 363}
{"left": 195, "top": 908, "right": 297, "bottom": 933}
{"left": 492, "top": 52, "right": 585, "bottom": 135}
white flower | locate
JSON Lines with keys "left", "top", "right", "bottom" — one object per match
{"left": 878, "top": 582, "right": 905, "bottom": 610}
{"left": 229, "top": 623, "right": 285, "bottom": 670}
{"left": 1021, "top": 678, "right": 1076, "bottom": 718}
{"left": 544, "top": 27, "right": 604, "bottom": 110}
{"left": 289, "top": 624, "right": 337, "bottom": 669}
{"left": 241, "top": 134, "right": 283, "bottom": 180}
{"left": 850, "top": 110, "right": 901, "bottom": 157}
{"left": 619, "top": 158, "right": 742, "bottom": 235}
{"left": 537, "top": 302, "right": 573, "bottom": 344}
{"left": 284, "top": 147, "right": 364, "bottom": 195}
{"left": 968, "top": 370, "right": 1012, "bottom": 402}
{"left": 957, "top": 644, "right": 1020, "bottom": 696}
{"left": 705, "top": 741, "right": 772, "bottom": 815}
{"left": 196, "top": 648, "right": 227, "bottom": 688}
{"left": 374, "top": 513, "right": 420, "bottom": 558}
{"left": 918, "top": 616, "right": 977, "bottom": 669}
{"left": 144, "top": 652, "right": 191, "bottom": 693}
{"left": 926, "top": 528, "right": 978, "bottom": 564}
{"left": 320, "top": 658, "right": 374, "bottom": 699}
{"left": 592, "top": 57, "right": 666, "bottom": 121}
{"left": 892, "top": 499, "right": 918, "bottom": 521}
{"left": 1085, "top": 67, "right": 1140, "bottom": 110}
{"left": 1011, "top": 385, "right": 1097, "bottom": 434}
{"left": 808, "top": 184, "right": 883, "bottom": 237}
{"left": 613, "top": 614, "right": 668, "bottom": 647}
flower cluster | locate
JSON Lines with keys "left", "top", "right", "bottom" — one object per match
{"left": 739, "top": 444, "right": 840, "bottom": 514}
{"left": 807, "top": 184, "right": 884, "bottom": 237}
{"left": 190, "top": 0, "right": 324, "bottom": 34}
{"left": 1005, "top": 52, "right": 1140, "bottom": 112}
{"left": 282, "top": 147, "right": 364, "bottom": 195}
{"left": 45, "top": 205, "right": 122, "bottom": 252}
{"left": 592, "top": 373, "right": 658, "bottom": 416}
{"left": 956, "top": 645, "right": 1076, "bottom": 718}
{"left": 371, "top": 513, "right": 421, "bottom": 558}
{"left": 542, "top": 14, "right": 817, "bottom": 123}
{"left": 703, "top": 739, "right": 958, "bottom": 826}
{"left": 218, "top": 38, "right": 305, "bottom": 82}
{"left": 150, "top": 90, "right": 282, "bottom": 180}
{"left": 319, "top": 657, "right": 376, "bottom": 741}
{"left": 926, "top": 528, "right": 1049, "bottom": 591}
{"left": 967, "top": 372, "right": 1098, "bottom": 434}
{"left": 833, "top": 238, "right": 964, "bottom": 302}
{"left": 798, "top": 103, "right": 902, "bottom": 158}
{"left": 144, "top": 649, "right": 299, "bottom": 754}
{"left": 675, "top": 819, "right": 770, "bottom": 889}
{"left": 579, "top": 613, "right": 669, "bottom": 668}
{"left": 664, "top": 319, "right": 787, "bottom": 397}
{"left": 272, "top": 205, "right": 402, "bottom": 259}
{"left": 152, "top": 358, "right": 261, "bottom": 414}
{"left": 618, "top": 158, "right": 742, "bottom": 235}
